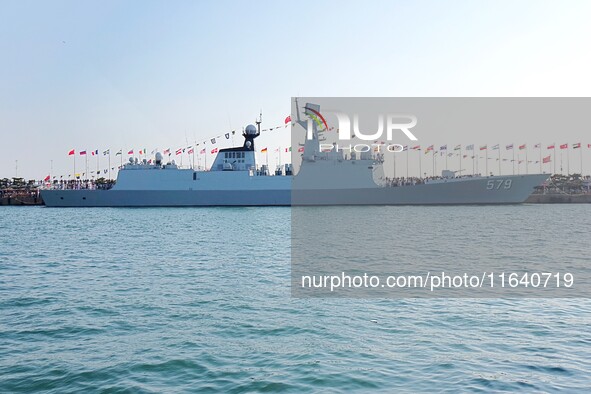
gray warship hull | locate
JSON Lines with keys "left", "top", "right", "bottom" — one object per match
{"left": 41, "top": 174, "right": 547, "bottom": 207}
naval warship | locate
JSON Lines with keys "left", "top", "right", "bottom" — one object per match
{"left": 41, "top": 103, "right": 548, "bottom": 207}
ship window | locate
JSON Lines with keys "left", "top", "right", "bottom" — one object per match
{"left": 193, "top": 172, "right": 196, "bottom": 180}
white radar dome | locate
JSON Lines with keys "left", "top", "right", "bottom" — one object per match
{"left": 155, "top": 152, "right": 163, "bottom": 162}
{"left": 245, "top": 124, "right": 257, "bottom": 135}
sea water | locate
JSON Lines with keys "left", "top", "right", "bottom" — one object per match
{"left": 1, "top": 205, "right": 590, "bottom": 392}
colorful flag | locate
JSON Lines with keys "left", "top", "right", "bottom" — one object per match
{"left": 188, "top": 148, "right": 194, "bottom": 154}
{"left": 403, "top": 145, "right": 408, "bottom": 151}
{"left": 560, "top": 143, "right": 568, "bottom": 149}
{"left": 519, "top": 144, "right": 526, "bottom": 150}
{"left": 176, "top": 149, "right": 182, "bottom": 155}
{"left": 103, "top": 149, "right": 110, "bottom": 155}
{"left": 440, "top": 144, "right": 447, "bottom": 151}
{"left": 68, "top": 149, "right": 75, "bottom": 155}
{"left": 543, "top": 155, "right": 551, "bottom": 163}
{"left": 411, "top": 145, "right": 421, "bottom": 150}
{"left": 454, "top": 145, "right": 461, "bottom": 151}
{"left": 547, "top": 144, "right": 555, "bottom": 149}
{"left": 573, "top": 142, "right": 581, "bottom": 149}
{"left": 492, "top": 144, "right": 499, "bottom": 150}
{"left": 506, "top": 144, "right": 513, "bottom": 150}
{"left": 261, "top": 147, "right": 268, "bottom": 153}
{"left": 298, "top": 147, "right": 304, "bottom": 152}
{"left": 466, "top": 144, "right": 474, "bottom": 151}
{"left": 115, "top": 150, "right": 122, "bottom": 155}
{"left": 200, "top": 148, "right": 206, "bottom": 154}
{"left": 43, "top": 175, "right": 50, "bottom": 182}
{"left": 285, "top": 115, "right": 291, "bottom": 124}
{"left": 480, "top": 145, "right": 487, "bottom": 151}
{"left": 285, "top": 147, "right": 292, "bottom": 152}
{"left": 164, "top": 149, "right": 171, "bottom": 155}
{"left": 128, "top": 149, "right": 133, "bottom": 155}
{"left": 80, "top": 150, "right": 86, "bottom": 155}
{"left": 139, "top": 149, "right": 143, "bottom": 155}
{"left": 211, "top": 148, "right": 218, "bottom": 154}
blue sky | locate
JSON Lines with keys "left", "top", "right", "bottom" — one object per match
{"left": 1, "top": 0, "right": 590, "bottom": 179}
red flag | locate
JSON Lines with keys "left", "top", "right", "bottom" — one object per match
{"left": 573, "top": 143, "right": 581, "bottom": 149}
{"left": 547, "top": 144, "right": 555, "bottom": 149}
{"left": 200, "top": 148, "right": 206, "bottom": 154}
{"left": 188, "top": 148, "right": 194, "bottom": 154}
{"left": 44, "top": 175, "right": 50, "bottom": 182}
{"left": 284, "top": 115, "right": 291, "bottom": 124}
{"left": 298, "top": 147, "right": 304, "bottom": 152}
{"left": 128, "top": 149, "right": 134, "bottom": 155}
{"left": 560, "top": 143, "right": 568, "bottom": 149}
{"left": 79, "top": 150, "right": 86, "bottom": 155}
{"left": 542, "top": 155, "right": 551, "bottom": 164}
{"left": 519, "top": 144, "right": 526, "bottom": 150}
{"left": 68, "top": 149, "right": 75, "bottom": 155}
{"left": 175, "top": 149, "right": 182, "bottom": 155}
{"left": 261, "top": 147, "right": 268, "bottom": 153}
{"left": 211, "top": 148, "right": 218, "bottom": 154}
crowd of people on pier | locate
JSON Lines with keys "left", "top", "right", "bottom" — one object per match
{"left": 48, "top": 179, "right": 116, "bottom": 190}
{"left": 383, "top": 174, "right": 481, "bottom": 187}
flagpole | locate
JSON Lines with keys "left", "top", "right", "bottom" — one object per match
{"left": 553, "top": 144, "right": 556, "bottom": 175}
{"left": 525, "top": 147, "right": 528, "bottom": 175}
{"left": 485, "top": 147, "right": 488, "bottom": 176}
{"left": 580, "top": 145, "right": 583, "bottom": 175}
{"left": 73, "top": 153, "right": 76, "bottom": 178}
{"left": 512, "top": 146, "right": 515, "bottom": 175}
{"left": 498, "top": 147, "right": 501, "bottom": 175}
{"left": 418, "top": 149, "right": 422, "bottom": 178}
{"left": 459, "top": 146, "right": 462, "bottom": 175}
{"left": 567, "top": 145, "right": 570, "bottom": 176}
{"left": 85, "top": 154, "right": 88, "bottom": 181}
{"left": 432, "top": 150, "right": 435, "bottom": 177}
{"left": 539, "top": 144, "right": 542, "bottom": 173}
{"left": 108, "top": 152, "right": 111, "bottom": 180}
{"left": 393, "top": 151, "right": 396, "bottom": 178}
{"left": 406, "top": 147, "right": 409, "bottom": 179}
